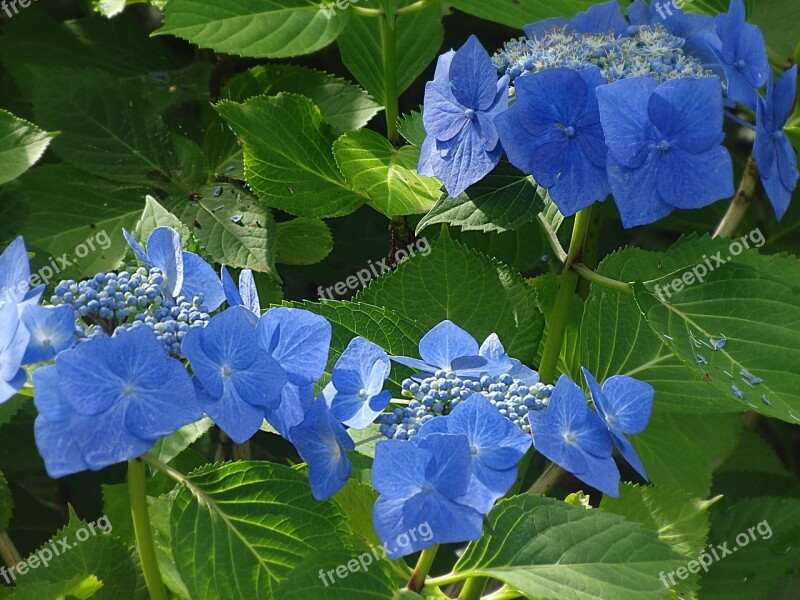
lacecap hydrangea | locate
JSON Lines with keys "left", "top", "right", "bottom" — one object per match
{"left": 419, "top": 0, "right": 798, "bottom": 228}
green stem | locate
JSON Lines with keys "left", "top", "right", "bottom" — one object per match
{"left": 381, "top": 15, "right": 400, "bottom": 145}
{"left": 527, "top": 461, "right": 566, "bottom": 495}
{"left": 0, "top": 531, "right": 22, "bottom": 568}
{"left": 767, "top": 45, "right": 791, "bottom": 69}
{"left": 407, "top": 545, "right": 438, "bottom": 592}
{"left": 459, "top": 576, "right": 488, "bottom": 599}
{"left": 128, "top": 459, "right": 168, "bottom": 600}
{"left": 538, "top": 206, "right": 593, "bottom": 383}
{"left": 573, "top": 263, "right": 633, "bottom": 295}
{"left": 351, "top": 5, "right": 384, "bottom": 17}
{"left": 713, "top": 155, "right": 759, "bottom": 239}
{"left": 396, "top": 0, "right": 437, "bottom": 15}
{"left": 426, "top": 572, "right": 470, "bottom": 588}
{"left": 536, "top": 212, "right": 567, "bottom": 264}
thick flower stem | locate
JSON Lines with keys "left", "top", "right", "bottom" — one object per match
{"left": 128, "top": 459, "right": 168, "bottom": 600}
{"left": 407, "top": 545, "right": 439, "bottom": 592}
{"left": 527, "top": 461, "right": 566, "bottom": 495}
{"left": 538, "top": 206, "right": 594, "bottom": 384}
{"left": 381, "top": 15, "right": 401, "bottom": 145}
{"left": 459, "top": 576, "right": 488, "bottom": 599}
{"left": 713, "top": 155, "right": 759, "bottom": 239}
{"left": 0, "top": 531, "right": 22, "bottom": 567}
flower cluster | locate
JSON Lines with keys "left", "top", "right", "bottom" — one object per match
{"left": 419, "top": 0, "right": 798, "bottom": 227}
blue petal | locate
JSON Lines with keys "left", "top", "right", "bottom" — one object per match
{"left": 626, "top": 0, "right": 651, "bottom": 25}
{"left": 331, "top": 337, "right": 390, "bottom": 394}
{"left": 523, "top": 18, "right": 572, "bottom": 39}
{"left": 193, "top": 378, "right": 265, "bottom": 444}
{"left": 32, "top": 364, "right": 70, "bottom": 422}
{"left": 571, "top": 452, "right": 620, "bottom": 497}
{"left": 122, "top": 228, "right": 152, "bottom": 267}
{"left": 71, "top": 400, "right": 153, "bottom": 471}
{"left": 55, "top": 337, "right": 123, "bottom": 416}
{"left": 21, "top": 304, "right": 76, "bottom": 364}
{"left": 648, "top": 77, "right": 725, "bottom": 153}
{"left": 597, "top": 77, "right": 660, "bottom": 169}
{"left": 429, "top": 122, "right": 503, "bottom": 197}
{"left": 180, "top": 251, "right": 225, "bottom": 311}
{"left": 34, "top": 415, "right": 90, "bottom": 479}
{"left": 0, "top": 303, "right": 30, "bottom": 389}
{"left": 571, "top": 0, "right": 628, "bottom": 35}
{"left": 257, "top": 307, "right": 331, "bottom": 385}
{"left": 449, "top": 35, "right": 498, "bottom": 111}
{"left": 610, "top": 429, "right": 648, "bottom": 481}
{"left": 775, "top": 133, "right": 799, "bottom": 192}
{"left": 146, "top": 227, "right": 184, "bottom": 297}
{"left": 372, "top": 439, "right": 429, "bottom": 497}
{"left": 515, "top": 68, "right": 588, "bottom": 136}
{"left": 772, "top": 66, "right": 798, "bottom": 130}
{"left": 761, "top": 170, "right": 794, "bottom": 222}
{"left": 0, "top": 237, "right": 31, "bottom": 306}
{"left": 607, "top": 152, "right": 675, "bottom": 228}
{"left": 423, "top": 82, "right": 469, "bottom": 142}
{"left": 657, "top": 146, "right": 734, "bottom": 210}
{"left": 583, "top": 369, "right": 654, "bottom": 435}
{"left": 266, "top": 382, "right": 314, "bottom": 438}
{"left": 238, "top": 269, "right": 261, "bottom": 316}
{"left": 416, "top": 433, "right": 473, "bottom": 499}
{"left": 418, "top": 135, "right": 436, "bottom": 177}
{"left": 418, "top": 320, "right": 479, "bottom": 371}
{"left": 220, "top": 265, "right": 243, "bottom": 307}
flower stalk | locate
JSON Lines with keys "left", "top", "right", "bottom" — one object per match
{"left": 128, "top": 458, "right": 168, "bottom": 600}
{"left": 714, "top": 155, "right": 760, "bottom": 238}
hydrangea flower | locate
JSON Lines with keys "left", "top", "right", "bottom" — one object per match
{"left": 529, "top": 375, "right": 619, "bottom": 497}
{"left": 414, "top": 393, "right": 531, "bottom": 512}
{"left": 0, "top": 303, "right": 30, "bottom": 404}
{"left": 626, "top": 0, "right": 717, "bottom": 62}
{"left": 221, "top": 266, "right": 260, "bottom": 317}
{"left": 391, "top": 320, "right": 492, "bottom": 377}
{"left": 581, "top": 368, "right": 653, "bottom": 480}
{"left": 183, "top": 307, "right": 287, "bottom": 444}
{"left": 0, "top": 236, "right": 44, "bottom": 312}
{"left": 496, "top": 66, "right": 610, "bottom": 216}
{"left": 708, "top": 0, "right": 768, "bottom": 109}
{"left": 597, "top": 76, "right": 734, "bottom": 228}
{"left": 524, "top": 0, "right": 629, "bottom": 38}
{"left": 324, "top": 337, "right": 391, "bottom": 429}
{"left": 257, "top": 307, "right": 331, "bottom": 436}
{"left": 372, "top": 433, "right": 484, "bottom": 559}
{"left": 419, "top": 35, "right": 509, "bottom": 197}
{"left": 123, "top": 226, "right": 225, "bottom": 311}
{"left": 20, "top": 304, "right": 76, "bottom": 364}
{"left": 755, "top": 66, "right": 799, "bottom": 221}
{"left": 33, "top": 326, "right": 202, "bottom": 476}
{"left": 288, "top": 397, "right": 355, "bottom": 500}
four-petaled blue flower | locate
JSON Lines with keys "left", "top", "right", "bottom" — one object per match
{"left": 183, "top": 306, "right": 287, "bottom": 444}
{"left": 392, "top": 320, "right": 493, "bottom": 378}
{"left": 414, "top": 393, "right": 531, "bottom": 512}
{"left": 33, "top": 326, "right": 202, "bottom": 477}
{"left": 0, "top": 236, "right": 44, "bottom": 312}
{"left": 597, "top": 76, "right": 734, "bottom": 228}
{"left": 419, "top": 35, "right": 509, "bottom": 197}
{"left": 123, "top": 226, "right": 225, "bottom": 311}
{"left": 525, "top": 0, "right": 629, "bottom": 39}
{"left": 708, "top": 0, "right": 768, "bottom": 109}
{"left": 324, "top": 337, "right": 391, "bottom": 429}
{"left": 755, "top": 65, "right": 799, "bottom": 221}
{"left": 288, "top": 397, "right": 355, "bottom": 500}
{"left": 20, "top": 304, "right": 76, "bottom": 364}
{"left": 581, "top": 367, "right": 653, "bottom": 480}
{"left": 496, "top": 66, "right": 610, "bottom": 216}
{"left": 528, "top": 374, "right": 620, "bottom": 497}
{"left": 221, "top": 266, "right": 260, "bottom": 317}
{"left": 372, "top": 433, "right": 484, "bottom": 559}
{"left": 0, "top": 303, "right": 30, "bottom": 404}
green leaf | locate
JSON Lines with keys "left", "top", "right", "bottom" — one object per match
{"left": 454, "top": 495, "right": 685, "bottom": 600}
{"left": 14, "top": 507, "right": 146, "bottom": 599}
{"left": 716, "top": 429, "right": 792, "bottom": 478}
{"left": 334, "top": 129, "right": 440, "bottom": 217}
{"left": 357, "top": 233, "right": 544, "bottom": 365}
{"left": 0, "top": 395, "right": 26, "bottom": 427}
{"left": 531, "top": 273, "right": 583, "bottom": 379}
{"left": 11, "top": 574, "right": 104, "bottom": 600}
{"left": 786, "top": 127, "right": 800, "bottom": 155}
{"left": 276, "top": 218, "right": 333, "bottom": 266}
{"left": 398, "top": 110, "right": 426, "bottom": 148}
{"left": 274, "top": 550, "right": 398, "bottom": 600}
{"left": 700, "top": 497, "right": 800, "bottom": 600}
{"left": 0, "top": 110, "right": 53, "bottom": 185}
{"left": 148, "top": 417, "right": 213, "bottom": 466}
{"left": 164, "top": 184, "right": 279, "bottom": 275}
{"left": 170, "top": 461, "right": 349, "bottom": 599}
{"left": 158, "top": 0, "right": 350, "bottom": 58}
{"left": 93, "top": 0, "right": 127, "bottom": 17}
{"left": 224, "top": 65, "right": 381, "bottom": 132}
{"left": 215, "top": 94, "right": 368, "bottom": 218}
{"left": 446, "top": 0, "right": 599, "bottom": 28}
{"left": 417, "top": 162, "right": 544, "bottom": 234}
{"left": 330, "top": 479, "right": 381, "bottom": 550}
{"left": 0, "top": 470, "right": 12, "bottom": 531}
{"left": 135, "top": 195, "right": 191, "bottom": 242}
{"left": 337, "top": 4, "right": 443, "bottom": 101}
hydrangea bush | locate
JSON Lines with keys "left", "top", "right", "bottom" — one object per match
{"left": 1, "top": 0, "right": 800, "bottom": 598}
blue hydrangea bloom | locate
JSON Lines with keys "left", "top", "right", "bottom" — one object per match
{"left": 288, "top": 397, "right": 354, "bottom": 500}
{"left": 414, "top": 393, "right": 531, "bottom": 512}
{"left": 257, "top": 307, "right": 331, "bottom": 436}
{"left": 597, "top": 76, "right": 734, "bottom": 228}
{"left": 529, "top": 375, "right": 620, "bottom": 497}
{"left": 524, "top": 0, "right": 629, "bottom": 38}
{"left": 626, "top": 0, "right": 717, "bottom": 62}
{"left": 325, "top": 337, "right": 391, "bottom": 429}
{"left": 372, "top": 433, "right": 484, "bottom": 559}
{"left": 496, "top": 66, "right": 610, "bottom": 216}
{"left": 183, "top": 307, "right": 287, "bottom": 444}
{"left": 0, "top": 303, "right": 30, "bottom": 404}
{"left": 419, "top": 35, "right": 509, "bottom": 197}
{"left": 708, "top": 0, "right": 768, "bottom": 109}
{"left": 20, "top": 304, "right": 76, "bottom": 364}
{"left": 755, "top": 66, "right": 799, "bottom": 221}
{"left": 0, "top": 236, "right": 44, "bottom": 311}
{"left": 33, "top": 326, "right": 202, "bottom": 476}
{"left": 123, "top": 227, "right": 225, "bottom": 311}
{"left": 221, "top": 266, "right": 260, "bottom": 317}
{"left": 581, "top": 368, "right": 653, "bottom": 480}
{"left": 392, "top": 320, "right": 489, "bottom": 377}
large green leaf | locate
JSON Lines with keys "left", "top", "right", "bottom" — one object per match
{"left": 0, "top": 110, "right": 53, "bottom": 185}
{"left": 337, "top": 2, "right": 443, "bottom": 102}
{"left": 215, "top": 93, "right": 368, "bottom": 218}
{"left": 334, "top": 129, "right": 440, "bottom": 217}
{"left": 454, "top": 495, "right": 685, "bottom": 600}
{"left": 158, "top": 0, "right": 350, "bottom": 58}
{"left": 417, "top": 162, "right": 545, "bottom": 234}
{"left": 276, "top": 218, "right": 333, "bottom": 266}
{"left": 224, "top": 64, "right": 381, "bottom": 132}
{"left": 357, "top": 233, "right": 544, "bottom": 364}
{"left": 170, "top": 461, "right": 349, "bottom": 600}
{"left": 446, "top": 0, "right": 599, "bottom": 28}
